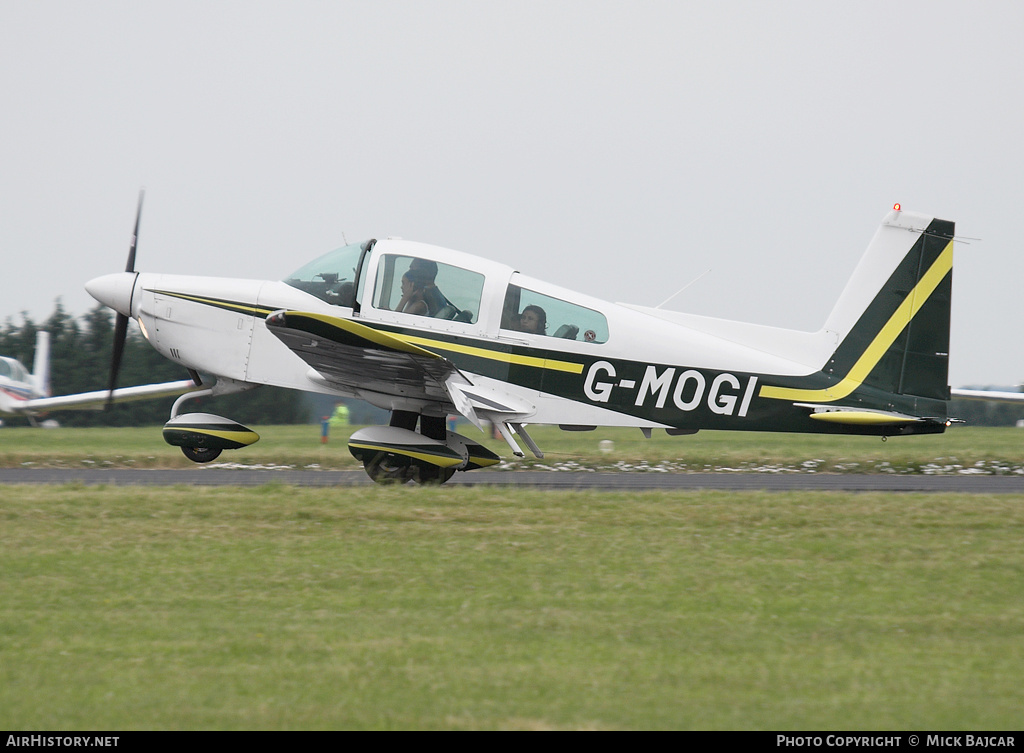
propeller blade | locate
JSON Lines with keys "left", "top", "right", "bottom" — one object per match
{"left": 125, "top": 189, "right": 144, "bottom": 273}
{"left": 106, "top": 189, "right": 144, "bottom": 409}
{"left": 106, "top": 313, "right": 129, "bottom": 409}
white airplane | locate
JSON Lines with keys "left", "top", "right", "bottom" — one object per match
{"left": 0, "top": 329, "right": 196, "bottom": 422}
{"left": 83, "top": 196, "right": 1015, "bottom": 483}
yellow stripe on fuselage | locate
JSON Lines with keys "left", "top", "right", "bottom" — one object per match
{"left": 290, "top": 312, "right": 585, "bottom": 374}
{"left": 154, "top": 290, "right": 275, "bottom": 317}
{"left": 162, "top": 292, "right": 585, "bottom": 375}
{"left": 292, "top": 312, "right": 442, "bottom": 359}
{"left": 759, "top": 240, "right": 952, "bottom": 403}
{"left": 397, "top": 334, "right": 585, "bottom": 374}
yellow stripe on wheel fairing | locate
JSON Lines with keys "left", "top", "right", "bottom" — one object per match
{"left": 162, "top": 428, "right": 260, "bottom": 446}
{"left": 348, "top": 442, "right": 465, "bottom": 468}
{"left": 197, "top": 429, "right": 260, "bottom": 445}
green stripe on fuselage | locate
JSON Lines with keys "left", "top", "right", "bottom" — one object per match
{"left": 148, "top": 290, "right": 276, "bottom": 318}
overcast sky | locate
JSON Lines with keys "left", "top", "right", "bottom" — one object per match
{"left": 1, "top": 1, "right": 1021, "bottom": 386}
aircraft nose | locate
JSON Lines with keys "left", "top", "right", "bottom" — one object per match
{"left": 85, "top": 272, "right": 138, "bottom": 317}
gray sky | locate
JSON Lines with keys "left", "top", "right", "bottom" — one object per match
{"left": 2, "top": 0, "right": 1021, "bottom": 386}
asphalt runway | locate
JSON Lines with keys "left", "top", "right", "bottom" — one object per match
{"left": 3, "top": 467, "right": 1024, "bottom": 492}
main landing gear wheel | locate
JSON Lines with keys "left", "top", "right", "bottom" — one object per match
{"left": 364, "top": 453, "right": 416, "bottom": 485}
{"left": 181, "top": 446, "right": 223, "bottom": 463}
{"left": 414, "top": 465, "right": 456, "bottom": 485}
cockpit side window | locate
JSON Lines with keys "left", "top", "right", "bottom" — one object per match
{"left": 0, "top": 358, "right": 27, "bottom": 382}
{"left": 501, "top": 284, "right": 609, "bottom": 343}
{"left": 283, "top": 241, "right": 368, "bottom": 306}
{"left": 373, "top": 255, "right": 484, "bottom": 324}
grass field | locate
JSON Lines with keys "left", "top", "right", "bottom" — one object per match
{"left": 2, "top": 425, "right": 1023, "bottom": 729}
{"left": 2, "top": 423, "right": 1024, "bottom": 473}
{"left": 2, "top": 484, "right": 1023, "bottom": 730}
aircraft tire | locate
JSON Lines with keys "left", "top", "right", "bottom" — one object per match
{"left": 364, "top": 453, "right": 415, "bottom": 485}
{"left": 181, "top": 446, "right": 223, "bottom": 463}
{"left": 414, "top": 465, "right": 456, "bottom": 485}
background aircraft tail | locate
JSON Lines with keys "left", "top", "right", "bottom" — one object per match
{"left": 819, "top": 207, "right": 954, "bottom": 402}
{"left": 31, "top": 331, "right": 51, "bottom": 398}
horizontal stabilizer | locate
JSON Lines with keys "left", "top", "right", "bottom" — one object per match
{"left": 796, "top": 403, "right": 930, "bottom": 426}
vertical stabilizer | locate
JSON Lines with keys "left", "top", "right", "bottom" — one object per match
{"left": 761, "top": 207, "right": 954, "bottom": 409}
{"left": 32, "top": 331, "right": 51, "bottom": 398}
{"left": 821, "top": 208, "right": 953, "bottom": 401}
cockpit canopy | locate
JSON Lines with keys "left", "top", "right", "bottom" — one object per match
{"left": 283, "top": 241, "right": 368, "bottom": 307}
{"left": 0, "top": 357, "right": 29, "bottom": 383}
{"left": 283, "top": 238, "right": 610, "bottom": 344}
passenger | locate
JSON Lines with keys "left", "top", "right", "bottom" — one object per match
{"left": 408, "top": 258, "right": 447, "bottom": 316}
{"left": 396, "top": 269, "right": 430, "bottom": 316}
{"left": 516, "top": 305, "right": 547, "bottom": 335}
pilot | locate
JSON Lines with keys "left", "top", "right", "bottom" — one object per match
{"left": 516, "top": 305, "right": 547, "bottom": 335}
{"left": 333, "top": 281, "right": 355, "bottom": 308}
{"left": 408, "top": 258, "right": 447, "bottom": 316}
{"left": 396, "top": 269, "right": 430, "bottom": 316}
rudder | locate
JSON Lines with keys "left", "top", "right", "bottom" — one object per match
{"left": 823, "top": 208, "right": 954, "bottom": 402}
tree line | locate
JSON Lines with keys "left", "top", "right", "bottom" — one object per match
{"left": 3, "top": 301, "right": 1021, "bottom": 428}
{"left": 1, "top": 301, "right": 308, "bottom": 427}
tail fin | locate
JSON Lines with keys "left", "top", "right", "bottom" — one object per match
{"left": 31, "top": 331, "right": 51, "bottom": 398}
{"left": 822, "top": 207, "right": 954, "bottom": 401}
{"left": 760, "top": 207, "right": 954, "bottom": 408}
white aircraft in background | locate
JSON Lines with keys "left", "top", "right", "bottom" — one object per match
{"left": 0, "top": 329, "right": 195, "bottom": 423}
{"left": 81, "top": 194, "right": 1024, "bottom": 484}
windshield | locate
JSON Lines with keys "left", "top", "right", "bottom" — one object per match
{"left": 283, "top": 241, "right": 369, "bottom": 306}
{"left": 0, "top": 357, "right": 28, "bottom": 382}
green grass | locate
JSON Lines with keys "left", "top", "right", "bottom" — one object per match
{"left": 2, "top": 423, "right": 1024, "bottom": 473}
{"left": 1, "top": 485, "right": 1022, "bottom": 729}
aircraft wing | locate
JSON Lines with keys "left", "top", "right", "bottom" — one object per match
{"left": 266, "top": 310, "right": 462, "bottom": 401}
{"left": 265, "top": 311, "right": 532, "bottom": 428}
{"left": 13, "top": 379, "right": 199, "bottom": 413}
